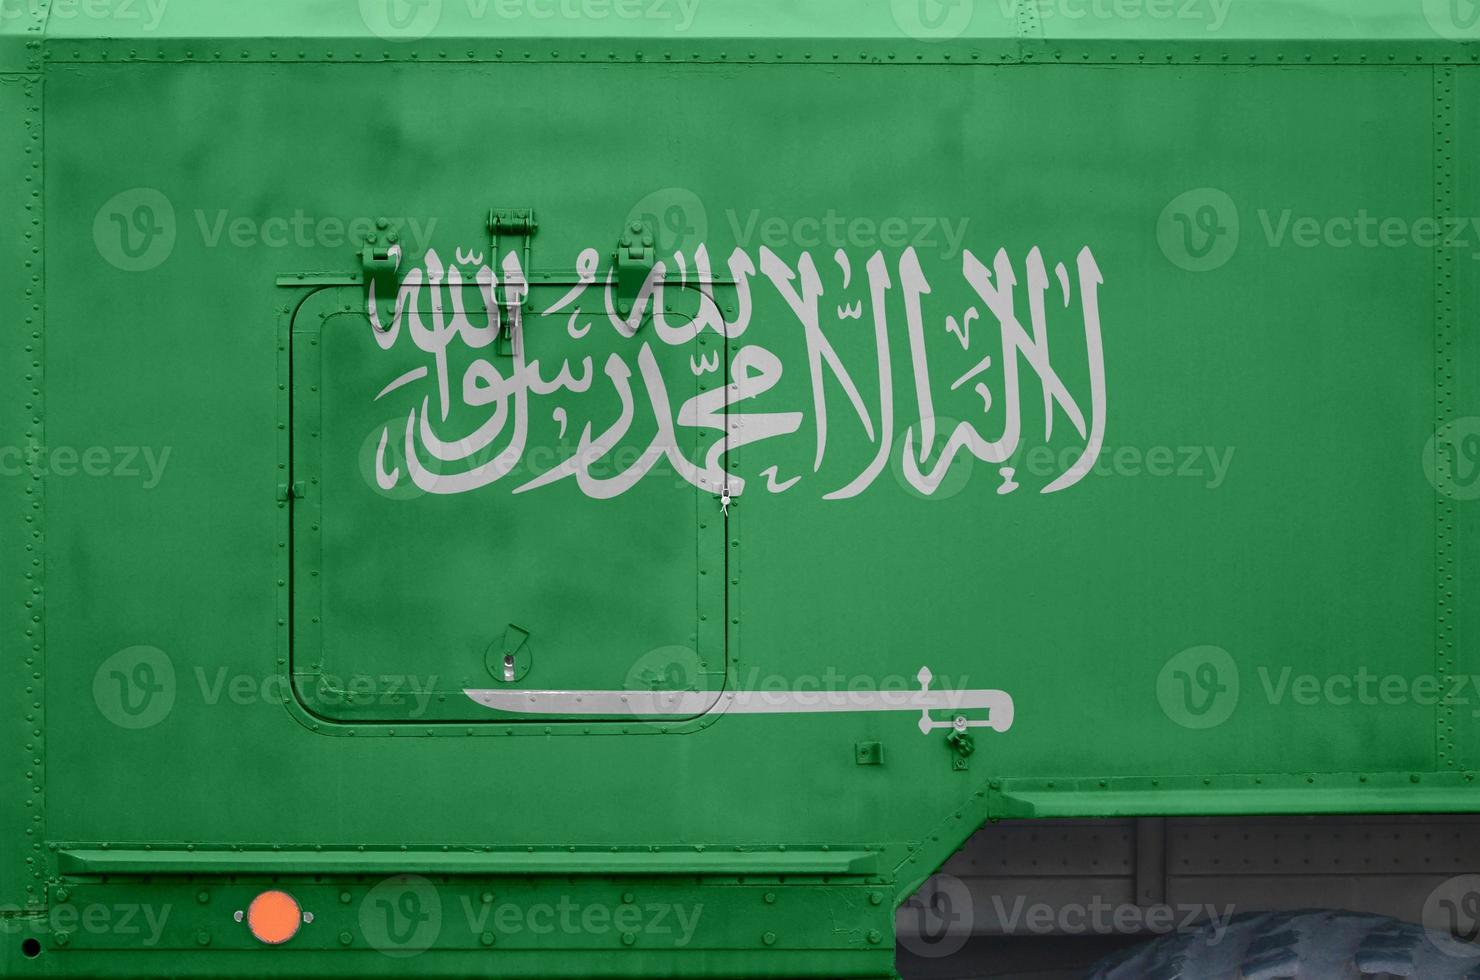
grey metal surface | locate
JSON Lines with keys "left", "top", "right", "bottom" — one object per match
{"left": 897, "top": 814, "right": 1480, "bottom": 978}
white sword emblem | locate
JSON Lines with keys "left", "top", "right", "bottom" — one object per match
{"left": 463, "top": 666, "right": 1014, "bottom": 736}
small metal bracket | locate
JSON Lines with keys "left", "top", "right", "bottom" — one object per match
{"left": 614, "top": 219, "right": 656, "bottom": 318}
{"left": 946, "top": 719, "right": 975, "bottom": 771}
{"left": 275, "top": 480, "right": 306, "bottom": 503}
{"left": 855, "top": 741, "right": 883, "bottom": 766}
{"left": 359, "top": 243, "right": 400, "bottom": 309}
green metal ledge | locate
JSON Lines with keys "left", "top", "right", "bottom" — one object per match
{"left": 56, "top": 847, "right": 881, "bottom": 878}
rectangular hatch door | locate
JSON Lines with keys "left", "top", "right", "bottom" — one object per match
{"left": 288, "top": 260, "right": 728, "bottom": 727}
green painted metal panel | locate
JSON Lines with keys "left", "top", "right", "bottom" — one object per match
{"left": 0, "top": 70, "right": 44, "bottom": 918}
{"left": 9, "top": 2, "right": 1480, "bottom": 975}
{"left": 30, "top": 0, "right": 1480, "bottom": 42}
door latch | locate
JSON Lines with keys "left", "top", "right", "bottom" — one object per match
{"left": 360, "top": 242, "right": 400, "bottom": 311}
{"left": 614, "top": 219, "right": 655, "bottom": 318}
{"left": 489, "top": 208, "right": 536, "bottom": 356}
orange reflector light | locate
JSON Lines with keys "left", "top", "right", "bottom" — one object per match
{"left": 247, "top": 890, "right": 302, "bottom": 945}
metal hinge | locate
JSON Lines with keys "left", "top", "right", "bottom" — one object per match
{"left": 359, "top": 241, "right": 400, "bottom": 310}
{"left": 614, "top": 219, "right": 655, "bottom": 318}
